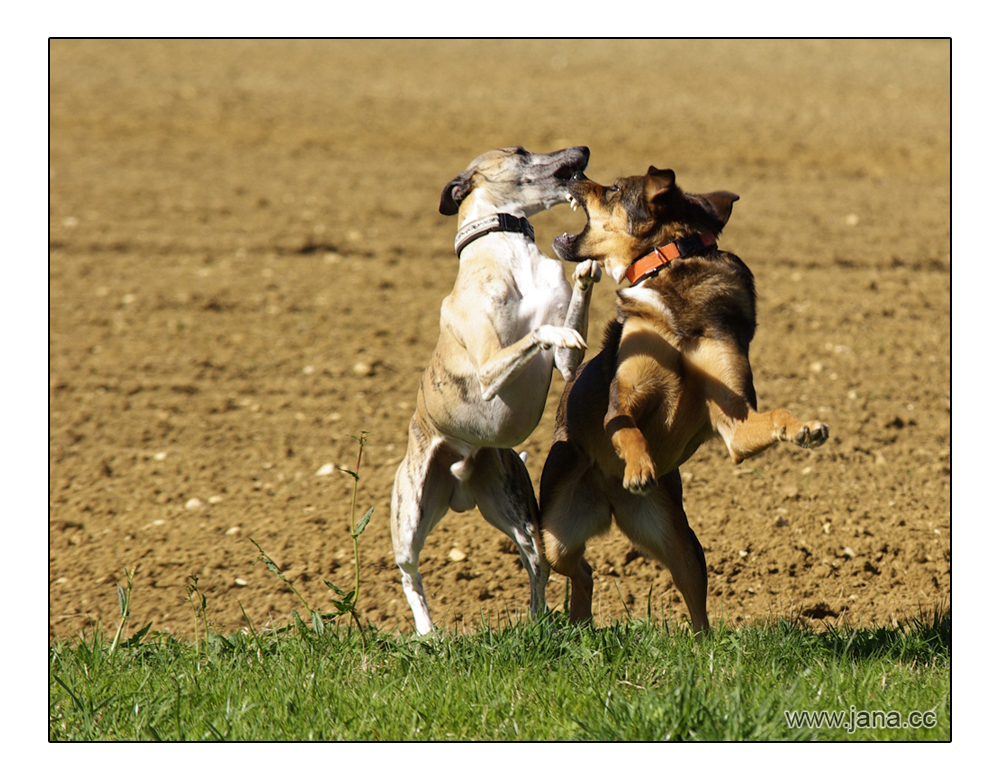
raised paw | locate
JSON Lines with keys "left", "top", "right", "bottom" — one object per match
{"left": 573, "top": 259, "right": 602, "bottom": 289}
{"left": 623, "top": 457, "right": 658, "bottom": 495}
{"left": 535, "top": 325, "right": 587, "bottom": 351}
{"left": 793, "top": 421, "right": 829, "bottom": 449}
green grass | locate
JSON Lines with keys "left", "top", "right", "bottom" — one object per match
{"left": 49, "top": 611, "right": 950, "bottom": 741}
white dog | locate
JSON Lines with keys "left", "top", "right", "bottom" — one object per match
{"left": 390, "top": 146, "right": 601, "bottom": 634}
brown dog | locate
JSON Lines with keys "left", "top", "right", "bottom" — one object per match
{"left": 540, "top": 166, "right": 829, "bottom": 631}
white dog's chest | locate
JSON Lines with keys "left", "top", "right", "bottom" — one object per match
{"left": 505, "top": 254, "right": 571, "bottom": 332}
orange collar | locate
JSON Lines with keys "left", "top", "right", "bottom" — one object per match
{"left": 624, "top": 232, "right": 717, "bottom": 285}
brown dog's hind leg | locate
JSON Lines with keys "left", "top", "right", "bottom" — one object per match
{"left": 611, "top": 470, "right": 709, "bottom": 633}
{"left": 696, "top": 340, "right": 828, "bottom": 465}
{"left": 565, "top": 557, "right": 595, "bottom": 622}
{"left": 539, "top": 441, "right": 612, "bottom": 622}
{"left": 722, "top": 408, "right": 829, "bottom": 464}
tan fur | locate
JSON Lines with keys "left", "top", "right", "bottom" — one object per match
{"left": 390, "top": 146, "right": 601, "bottom": 635}
{"left": 543, "top": 167, "right": 828, "bottom": 632}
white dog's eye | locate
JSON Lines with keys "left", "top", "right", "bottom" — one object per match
{"left": 607, "top": 185, "right": 620, "bottom": 194}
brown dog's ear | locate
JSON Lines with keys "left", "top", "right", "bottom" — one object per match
{"left": 687, "top": 190, "right": 740, "bottom": 231}
{"left": 439, "top": 172, "right": 473, "bottom": 216}
{"left": 643, "top": 166, "right": 677, "bottom": 206}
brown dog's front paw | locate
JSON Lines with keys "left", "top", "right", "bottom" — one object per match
{"left": 623, "top": 459, "right": 658, "bottom": 494}
{"left": 793, "top": 421, "right": 829, "bottom": 448}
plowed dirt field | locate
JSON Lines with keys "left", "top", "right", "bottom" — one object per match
{"left": 49, "top": 40, "right": 950, "bottom": 640}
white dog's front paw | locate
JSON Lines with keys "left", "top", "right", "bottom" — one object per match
{"left": 535, "top": 325, "right": 587, "bottom": 351}
{"left": 573, "top": 259, "right": 602, "bottom": 288}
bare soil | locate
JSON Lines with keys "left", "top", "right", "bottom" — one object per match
{"left": 49, "top": 40, "right": 950, "bottom": 641}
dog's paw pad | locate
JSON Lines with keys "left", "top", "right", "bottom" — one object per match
{"left": 538, "top": 325, "right": 587, "bottom": 351}
{"left": 794, "top": 422, "right": 829, "bottom": 448}
{"left": 573, "top": 260, "right": 602, "bottom": 287}
{"left": 623, "top": 463, "right": 657, "bottom": 495}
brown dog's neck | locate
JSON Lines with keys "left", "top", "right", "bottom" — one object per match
{"left": 624, "top": 232, "right": 717, "bottom": 286}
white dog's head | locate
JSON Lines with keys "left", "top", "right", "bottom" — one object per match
{"left": 439, "top": 145, "right": 590, "bottom": 221}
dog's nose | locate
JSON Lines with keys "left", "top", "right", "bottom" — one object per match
{"left": 571, "top": 170, "right": 587, "bottom": 181}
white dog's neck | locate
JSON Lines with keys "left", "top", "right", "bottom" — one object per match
{"left": 454, "top": 213, "right": 535, "bottom": 259}
{"left": 457, "top": 191, "right": 543, "bottom": 227}
{"left": 453, "top": 190, "right": 546, "bottom": 262}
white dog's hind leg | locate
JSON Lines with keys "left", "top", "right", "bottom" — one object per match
{"left": 391, "top": 468, "right": 437, "bottom": 635}
{"left": 477, "top": 326, "right": 586, "bottom": 401}
{"left": 390, "top": 427, "right": 457, "bottom": 635}
{"left": 468, "top": 448, "right": 549, "bottom": 622}
{"left": 398, "top": 560, "right": 435, "bottom": 635}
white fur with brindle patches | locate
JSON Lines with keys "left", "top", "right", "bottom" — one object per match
{"left": 390, "top": 145, "right": 599, "bottom": 635}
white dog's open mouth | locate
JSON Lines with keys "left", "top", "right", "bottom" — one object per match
{"left": 553, "top": 163, "right": 580, "bottom": 181}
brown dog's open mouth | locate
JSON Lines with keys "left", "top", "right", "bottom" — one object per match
{"left": 552, "top": 170, "right": 590, "bottom": 261}
{"left": 552, "top": 230, "right": 581, "bottom": 261}
{"left": 554, "top": 197, "right": 587, "bottom": 261}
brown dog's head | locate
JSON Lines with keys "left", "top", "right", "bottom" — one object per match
{"left": 552, "top": 166, "right": 739, "bottom": 283}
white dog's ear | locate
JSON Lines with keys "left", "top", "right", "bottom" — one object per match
{"left": 440, "top": 172, "right": 473, "bottom": 215}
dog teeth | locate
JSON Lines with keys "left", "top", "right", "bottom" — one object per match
{"left": 567, "top": 195, "right": 579, "bottom": 211}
